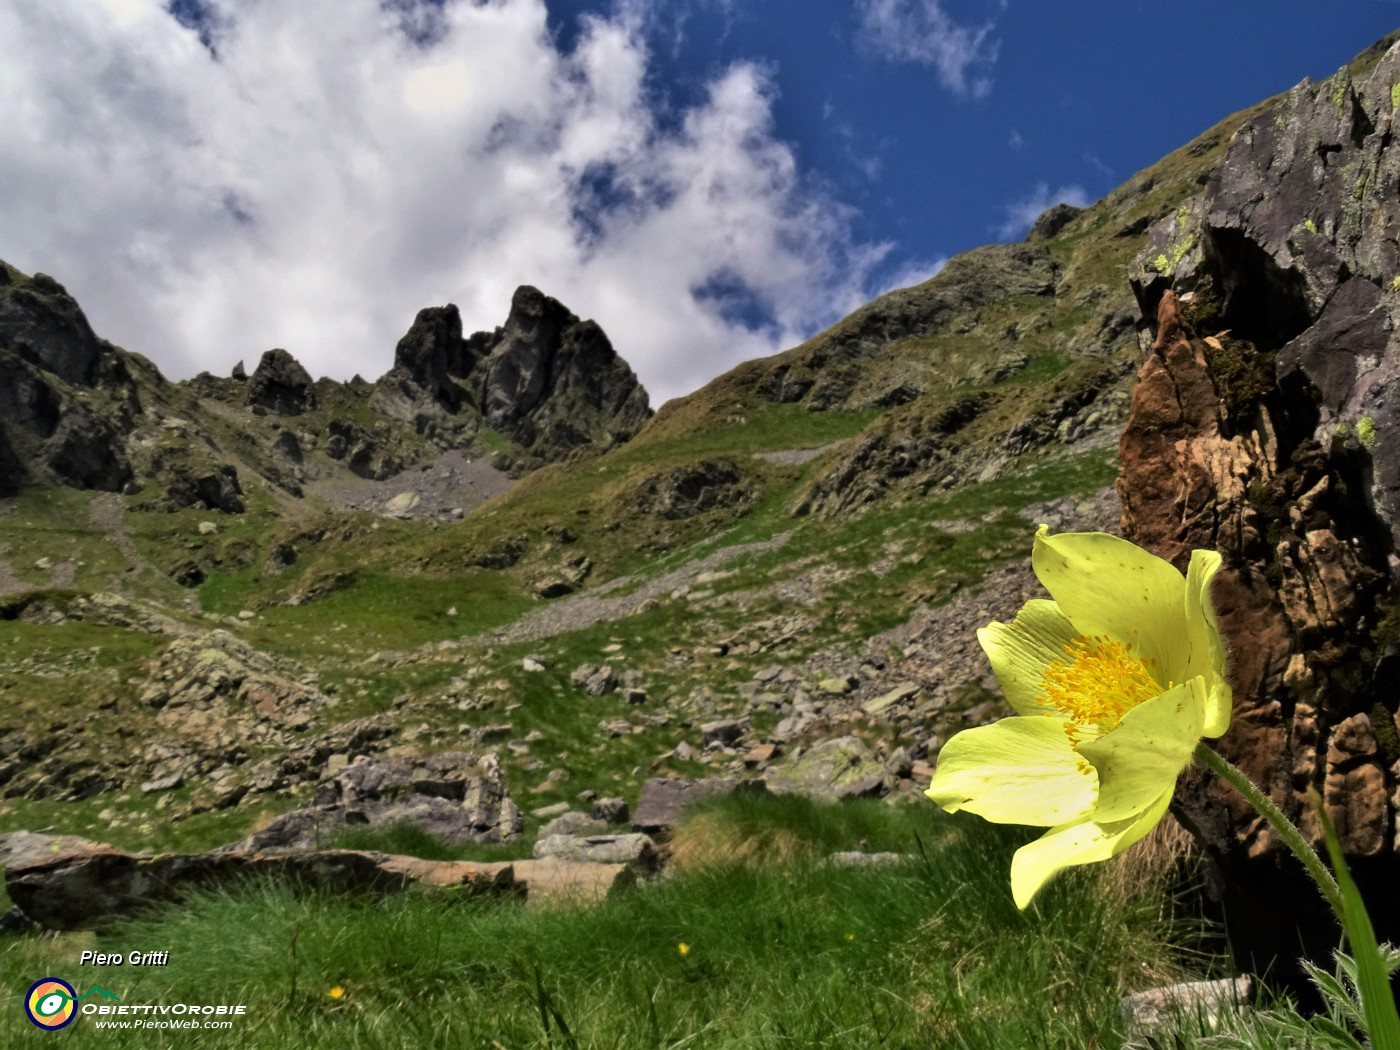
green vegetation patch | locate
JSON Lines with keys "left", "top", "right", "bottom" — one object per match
{"left": 0, "top": 801, "right": 1208, "bottom": 1049}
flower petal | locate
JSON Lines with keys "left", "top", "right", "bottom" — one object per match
{"left": 1076, "top": 678, "right": 1206, "bottom": 823}
{"left": 1183, "top": 548, "right": 1232, "bottom": 737}
{"left": 925, "top": 715, "right": 1098, "bottom": 827}
{"left": 1009, "top": 788, "right": 1172, "bottom": 909}
{"left": 1030, "top": 526, "right": 1189, "bottom": 687}
{"left": 977, "top": 599, "right": 1080, "bottom": 716}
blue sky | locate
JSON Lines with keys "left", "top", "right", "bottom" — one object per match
{"left": 1, "top": 1, "right": 1397, "bottom": 405}
{"left": 560, "top": 0, "right": 1400, "bottom": 288}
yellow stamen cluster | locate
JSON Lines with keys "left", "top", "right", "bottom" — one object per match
{"left": 1040, "top": 635, "right": 1160, "bottom": 730}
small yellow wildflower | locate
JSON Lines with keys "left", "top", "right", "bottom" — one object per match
{"left": 926, "top": 526, "right": 1231, "bottom": 908}
{"left": 844, "top": 932, "right": 855, "bottom": 942}
{"left": 328, "top": 986, "right": 345, "bottom": 1001}
{"left": 677, "top": 942, "right": 691, "bottom": 956}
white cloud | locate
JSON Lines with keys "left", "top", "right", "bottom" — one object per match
{"left": 855, "top": 0, "right": 1000, "bottom": 97}
{"left": 995, "top": 182, "right": 1092, "bottom": 241}
{"left": 874, "top": 256, "right": 947, "bottom": 296}
{"left": 0, "top": 0, "right": 890, "bottom": 407}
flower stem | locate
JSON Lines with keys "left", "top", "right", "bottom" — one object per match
{"left": 1193, "top": 741, "right": 1345, "bottom": 921}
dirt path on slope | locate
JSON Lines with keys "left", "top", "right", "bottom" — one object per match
{"left": 471, "top": 532, "right": 794, "bottom": 646}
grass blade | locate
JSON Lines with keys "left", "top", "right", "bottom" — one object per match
{"left": 1311, "top": 789, "right": 1400, "bottom": 1050}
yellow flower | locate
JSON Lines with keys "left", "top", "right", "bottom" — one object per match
{"left": 844, "top": 932, "right": 855, "bottom": 942}
{"left": 677, "top": 942, "right": 691, "bottom": 956}
{"left": 328, "top": 986, "right": 345, "bottom": 1000}
{"left": 926, "top": 526, "right": 1231, "bottom": 908}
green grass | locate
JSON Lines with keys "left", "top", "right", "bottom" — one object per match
{"left": 0, "top": 797, "right": 1212, "bottom": 1049}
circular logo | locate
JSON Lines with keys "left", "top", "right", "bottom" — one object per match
{"left": 25, "top": 978, "right": 77, "bottom": 1030}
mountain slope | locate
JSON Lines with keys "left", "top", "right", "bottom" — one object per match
{"left": 1, "top": 34, "right": 1394, "bottom": 864}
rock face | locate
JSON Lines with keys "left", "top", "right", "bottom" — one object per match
{"left": 0, "top": 264, "right": 143, "bottom": 492}
{"left": 377, "top": 304, "right": 482, "bottom": 413}
{"left": 44, "top": 405, "right": 133, "bottom": 491}
{"left": 479, "top": 286, "right": 651, "bottom": 458}
{"left": 0, "top": 267, "right": 107, "bottom": 386}
{"left": 1119, "top": 39, "right": 1400, "bottom": 985}
{"left": 374, "top": 286, "right": 651, "bottom": 469}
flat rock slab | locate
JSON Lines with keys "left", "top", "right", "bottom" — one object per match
{"left": 632, "top": 777, "right": 753, "bottom": 833}
{"left": 512, "top": 858, "right": 635, "bottom": 908}
{"left": 2, "top": 836, "right": 518, "bottom": 931}
{"left": 533, "top": 833, "right": 659, "bottom": 873}
{"left": 0, "top": 830, "right": 108, "bottom": 871}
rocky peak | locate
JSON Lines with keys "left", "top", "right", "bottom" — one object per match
{"left": 1026, "top": 202, "right": 1083, "bottom": 243}
{"left": 0, "top": 265, "right": 108, "bottom": 387}
{"left": 480, "top": 285, "right": 575, "bottom": 424}
{"left": 375, "top": 285, "right": 652, "bottom": 470}
{"left": 386, "top": 303, "right": 480, "bottom": 412}
{"left": 246, "top": 347, "right": 315, "bottom": 416}
{"left": 477, "top": 285, "right": 652, "bottom": 457}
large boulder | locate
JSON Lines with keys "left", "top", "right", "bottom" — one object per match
{"left": 765, "top": 736, "right": 892, "bottom": 800}
{"left": 532, "top": 832, "right": 659, "bottom": 873}
{"left": 1119, "top": 41, "right": 1400, "bottom": 983}
{"left": 44, "top": 405, "right": 133, "bottom": 491}
{"left": 246, "top": 348, "right": 315, "bottom": 416}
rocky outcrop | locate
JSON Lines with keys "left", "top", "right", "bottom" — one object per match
{"left": 0, "top": 265, "right": 146, "bottom": 492}
{"left": 631, "top": 460, "right": 754, "bottom": 520}
{"left": 0, "top": 832, "right": 518, "bottom": 931}
{"left": 44, "top": 405, "right": 133, "bottom": 492}
{"left": 1027, "top": 203, "right": 1084, "bottom": 243}
{"left": 477, "top": 286, "right": 651, "bottom": 461}
{"left": 232, "top": 752, "right": 523, "bottom": 852}
{"left": 372, "top": 287, "right": 651, "bottom": 469}
{"left": 164, "top": 463, "right": 245, "bottom": 513}
{"left": 0, "top": 267, "right": 107, "bottom": 386}
{"left": 1119, "top": 41, "right": 1400, "bottom": 983}
{"left": 374, "top": 304, "right": 482, "bottom": 414}
{"left": 246, "top": 348, "right": 315, "bottom": 415}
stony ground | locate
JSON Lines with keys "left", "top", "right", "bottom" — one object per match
{"left": 305, "top": 449, "right": 515, "bottom": 520}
